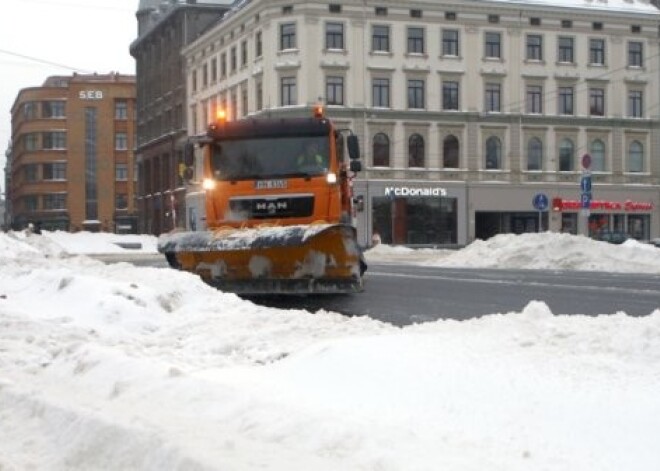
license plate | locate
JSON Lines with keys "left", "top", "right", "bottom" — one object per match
{"left": 255, "top": 179, "right": 287, "bottom": 190}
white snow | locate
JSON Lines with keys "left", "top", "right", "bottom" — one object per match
{"left": 1, "top": 229, "right": 659, "bottom": 470}
{"left": 486, "top": 0, "right": 660, "bottom": 14}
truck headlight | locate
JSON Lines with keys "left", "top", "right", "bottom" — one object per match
{"left": 326, "top": 172, "right": 337, "bottom": 184}
{"left": 202, "top": 178, "right": 216, "bottom": 190}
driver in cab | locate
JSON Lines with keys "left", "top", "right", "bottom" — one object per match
{"left": 297, "top": 141, "right": 327, "bottom": 170}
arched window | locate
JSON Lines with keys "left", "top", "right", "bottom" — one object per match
{"left": 628, "top": 141, "right": 644, "bottom": 172}
{"left": 443, "top": 135, "right": 459, "bottom": 168}
{"left": 527, "top": 137, "right": 543, "bottom": 170}
{"left": 408, "top": 133, "right": 425, "bottom": 167}
{"left": 372, "top": 133, "right": 390, "bottom": 167}
{"left": 485, "top": 136, "right": 501, "bottom": 169}
{"left": 558, "top": 138, "right": 574, "bottom": 171}
{"left": 590, "top": 139, "right": 605, "bottom": 172}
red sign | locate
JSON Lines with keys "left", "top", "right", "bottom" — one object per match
{"left": 553, "top": 198, "right": 653, "bottom": 211}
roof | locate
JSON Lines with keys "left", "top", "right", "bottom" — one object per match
{"left": 483, "top": 0, "right": 659, "bottom": 14}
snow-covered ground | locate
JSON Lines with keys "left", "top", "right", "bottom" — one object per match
{"left": 1, "top": 230, "right": 659, "bottom": 470}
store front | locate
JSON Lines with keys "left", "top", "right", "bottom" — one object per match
{"left": 352, "top": 181, "right": 467, "bottom": 247}
{"left": 552, "top": 197, "right": 654, "bottom": 240}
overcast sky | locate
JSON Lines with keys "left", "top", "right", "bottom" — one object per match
{"left": 0, "top": 0, "right": 136, "bottom": 192}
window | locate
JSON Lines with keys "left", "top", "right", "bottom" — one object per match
{"left": 526, "top": 85, "right": 542, "bottom": 114}
{"left": 589, "top": 88, "right": 605, "bottom": 116}
{"left": 628, "top": 90, "right": 643, "bottom": 117}
{"left": 256, "top": 81, "right": 263, "bottom": 111}
{"left": 485, "top": 137, "right": 501, "bottom": 169}
{"left": 115, "top": 193, "right": 128, "bottom": 210}
{"left": 280, "top": 23, "right": 296, "bottom": 50}
{"left": 410, "top": 9, "right": 422, "bottom": 18}
{"left": 115, "top": 163, "right": 128, "bottom": 181}
{"left": 558, "top": 37, "right": 574, "bottom": 63}
{"left": 407, "top": 79, "right": 425, "bottom": 109}
{"left": 445, "top": 12, "right": 457, "bottom": 21}
{"left": 484, "top": 83, "right": 501, "bottom": 112}
{"left": 561, "top": 19, "right": 572, "bottom": 28}
{"left": 43, "top": 162, "right": 66, "bottom": 180}
{"left": 255, "top": 31, "right": 263, "bottom": 58}
{"left": 442, "top": 29, "right": 459, "bottom": 56}
{"left": 230, "top": 46, "right": 237, "bottom": 72}
{"left": 42, "top": 101, "right": 65, "bottom": 118}
{"left": 24, "top": 164, "right": 38, "bottom": 182}
{"left": 526, "top": 35, "right": 543, "bottom": 60}
{"left": 282, "top": 5, "right": 293, "bottom": 14}
{"left": 23, "top": 102, "right": 37, "bottom": 119}
{"left": 241, "top": 40, "right": 248, "bottom": 66}
{"left": 329, "top": 4, "right": 341, "bottom": 13}
{"left": 211, "top": 58, "right": 218, "bottom": 82}
{"left": 530, "top": 17, "right": 541, "bottom": 26}
{"left": 326, "top": 22, "right": 344, "bottom": 49}
{"left": 484, "top": 32, "right": 501, "bottom": 58}
{"left": 590, "top": 39, "right": 605, "bottom": 65}
{"left": 24, "top": 195, "right": 38, "bottom": 211}
{"left": 375, "top": 7, "right": 387, "bottom": 16}
{"left": 24, "top": 133, "right": 38, "bottom": 151}
{"left": 628, "top": 141, "right": 644, "bottom": 172}
{"left": 326, "top": 76, "right": 344, "bottom": 105}
{"left": 591, "top": 139, "right": 606, "bottom": 172}
{"left": 372, "top": 25, "right": 390, "bottom": 52}
{"left": 42, "top": 131, "right": 66, "bottom": 149}
{"left": 592, "top": 22, "right": 603, "bottom": 31}
{"left": 558, "top": 86, "right": 574, "bottom": 115}
{"left": 372, "top": 133, "right": 390, "bottom": 167}
{"left": 43, "top": 194, "right": 66, "bottom": 211}
{"left": 372, "top": 78, "right": 390, "bottom": 107}
{"left": 192, "top": 69, "right": 197, "bottom": 92}
{"left": 628, "top": 41, "right": 643, "bottom": 67}
{"left": 408, "top": 134, "right": 425, "bottom": 167}
{"left": 631, "top": 25, "right": 641, "bottom": 34}
{"left": 115, "top": 132, "right": 128, "bottom": 150}
{"left": 202, "top": 63, "right": 208, "bottom": 87}
{"left": 527, "top": 138, "right": 543, "bottom": 170}
{"left": 488, "top": 14, "right": 499, "bottom": 24}
{"left": 220, "top": 52, "right": 227, "bottom": 77}
{"left": 407, "top": 27, "right": 425, "bottom": 54}
{"left": 442, "top": 81, "right": 459, "bottom": 110}
{"left": 241, "top": 88, "right": 248, "bottom": 117}
{"left": 558, "top": 138, "right": 574, "bottom": 171}
{"left": 443, "top": 135, "right": 459, "bottom": 168}
{"left": 281, "top": 76, "right": 297, "bottom": 106}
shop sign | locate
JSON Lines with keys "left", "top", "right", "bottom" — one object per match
{"left": 553, "top": 198, "right": 653, "bottom": 212}
{"left": 384, "top": 186, "right": 448, "bottom": 198}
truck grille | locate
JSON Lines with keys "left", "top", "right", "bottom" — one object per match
{"left": 229, "top": 195, "right": 314, "bottom": 219}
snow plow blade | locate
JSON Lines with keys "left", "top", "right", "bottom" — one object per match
{"left": 158, "top": 224, "right": 364, "bottom": 295}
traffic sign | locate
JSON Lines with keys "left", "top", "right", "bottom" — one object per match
{"left": 581, "top": 192, "right": 592, "bottom": 209}
{"left": 581, "top": 153, "right": 592, "bottom": 170}
{"left": 533, "top": 193, "right": 549, "bottom": 211}
{"left": 580, "top": 175, "right": 592, "bottom": 193}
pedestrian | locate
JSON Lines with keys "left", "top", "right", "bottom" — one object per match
{"left": 371, "top": 231, "right": 381, "bottom": 247}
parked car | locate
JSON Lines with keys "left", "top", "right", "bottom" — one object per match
{"left": 594, "top": 230, "right": 628, "bottom": 245}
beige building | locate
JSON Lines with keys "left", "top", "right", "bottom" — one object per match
{"left": 183, "top": 0, "right": 660, "bottom": 246}
{"left": 8, "top": 74, "right": 137, "bottom": 232}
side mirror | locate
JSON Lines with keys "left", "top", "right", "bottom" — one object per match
{"left": 183, "top": 141, "right": 195, "bottom": 167}
{"left": 347, "top": 135, "right": 360, "bottom": 160}
{"left": 350, "top": 160, "right": 362, "bottom": 173}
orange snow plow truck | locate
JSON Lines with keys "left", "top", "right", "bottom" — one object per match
{"left": 158, "top": 107, "right": 365, "bottom": 295}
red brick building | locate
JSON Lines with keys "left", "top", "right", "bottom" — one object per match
{"left": 8, "top": 73, "right": 137, "bottom": 232}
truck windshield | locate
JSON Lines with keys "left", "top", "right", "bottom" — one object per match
{"left": 210, "top": 136, "right": 330, "bottom": 181}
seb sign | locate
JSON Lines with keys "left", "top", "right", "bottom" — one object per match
{"left": 552, "top": 197, "right": 653, "bottom": 212}
{"left": 79, "top": 90, "right": 104, "bottom": 100}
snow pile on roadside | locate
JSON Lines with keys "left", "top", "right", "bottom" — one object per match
{"left": 366, "top": 232, "right": 660, "bottom": 274}
{"left": 41, "top": 230, "right": 158, "bottom": 254}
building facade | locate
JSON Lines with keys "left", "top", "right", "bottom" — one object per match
{"left": 183, "top": 0, "right": 660, "bottom": 246}
{"left": 130, "top": 0, "right": 232, "bottom": 235}
{"left": 8, "top": 74, "right": 137, "bottom": 232}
